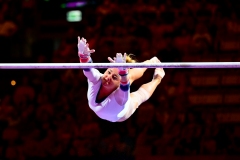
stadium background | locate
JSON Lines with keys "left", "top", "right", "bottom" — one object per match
{"left": 0, "top": 0, "right": 240, "bottom": 159}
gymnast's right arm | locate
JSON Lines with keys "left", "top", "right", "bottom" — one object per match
{"left": 77, "top": 36, "right": 100, "bottom": 83}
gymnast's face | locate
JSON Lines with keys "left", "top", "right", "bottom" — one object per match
{"left": 101, "top": 68, "right": 121, "bottom": 91}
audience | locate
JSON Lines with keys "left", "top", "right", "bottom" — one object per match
{"left": 0, "top": 0, "right": 240, "bottom": 159}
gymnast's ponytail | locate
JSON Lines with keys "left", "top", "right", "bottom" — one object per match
{"left": 126, "top": 54, "right": 137, "bottom": 63}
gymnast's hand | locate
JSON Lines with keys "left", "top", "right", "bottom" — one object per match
{"left": 108, "top": 53, "right": 128, "bottom": 74}
{"left": 77, "top": 36, "right": 95, "bottom": 58}
{"left": 108, "top": 53, "right": 126, "bottom": 63}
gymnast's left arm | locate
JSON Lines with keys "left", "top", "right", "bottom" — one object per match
{"left": 110, "top": 53, "right": 131, "bottom": 105}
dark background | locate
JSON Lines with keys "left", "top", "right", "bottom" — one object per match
{"left": 0, "top": 0, "right": 240, "bottom": 159}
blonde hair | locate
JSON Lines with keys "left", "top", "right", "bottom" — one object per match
{"left": 126, "top": 54, "right": 137, "bottom": 63}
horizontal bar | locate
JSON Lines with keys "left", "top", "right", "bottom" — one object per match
{"left": 0, "top": 62, "right": 240, "bottom": 69}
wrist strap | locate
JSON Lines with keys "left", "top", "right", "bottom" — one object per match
{"left": 79, "top": 51, "right": 90, "bottom": 57}
{"left": 119, "top": 70, "right": 128, "bottom": 76}
{"left": 80, "top": 56, "right": 91, "bottom": 63}
{"left": 79, "top": 51, "right": 91, "bottom": 63}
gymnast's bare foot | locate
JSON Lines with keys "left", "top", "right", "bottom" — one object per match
{"left": 152, "top": 57, "right": 165, "bottom": 81}
{"left": 153, "top": 68, "right": 164, "bottom": 81}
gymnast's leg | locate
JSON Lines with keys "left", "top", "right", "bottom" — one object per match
{"left": 133, "top": 68, "right": 163, "bottom": 105}
{"left": 130, "top": 57, "right": 165, "bottom": 109}
{"left": 129, "top": 57, "right": 159, "bottom": 84}
{"left": 117, "top": 67, "right": 164, "bottom": 122}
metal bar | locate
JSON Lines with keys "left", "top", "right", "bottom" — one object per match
{"left": 0, "top": 62, "right": 240, "bottom": 69}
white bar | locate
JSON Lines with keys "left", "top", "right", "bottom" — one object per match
{"left": 0, "top": 62, "right": 240, "bottom": 69}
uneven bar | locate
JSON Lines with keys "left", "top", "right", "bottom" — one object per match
{"left": 0, "top": 62, "right": 240, "bottom": 69}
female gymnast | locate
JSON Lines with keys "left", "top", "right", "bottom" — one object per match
{"left": 78, "top": 36, "right": 165, "bottom": 122}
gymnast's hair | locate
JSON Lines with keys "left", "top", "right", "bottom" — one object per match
{"left": 126, "top": 54, "right": 137, "bottom": 63}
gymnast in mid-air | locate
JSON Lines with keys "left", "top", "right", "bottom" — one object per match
{"left": 78, "top": 36, "right": 165, "bottom": 122}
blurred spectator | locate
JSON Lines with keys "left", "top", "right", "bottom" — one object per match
{"left": 13, "top": 76, "right": 35, "bottom": 106}
{"left": 192, "top": 23, "right": 212, "bottom": 54}
{"left": 0, "top": 8, "right": 17, "bottom": 37}
{"left": 53, "top": 27, "right": 79, "bottom": 63}
{"left": 226, "top": 11, "right": 240, "bottom": 35}
{"left": 174, "top": 27, "right": 193, "bottom": 55}
{"left": 185, "top": 0, "right": 200, "bottom": 14}
{"left": 0, "top": 2, "right": 18, "bottom": 61}
{"left": 157, "top": 33, "right": 182, "bottom": 62}
{"left": 0, "top": 95, "right": 20, "bottom": 127}
{"left": 134, "top": 102, "right": 162, "bottom": 156}
{"left": 96, "top": 0, "right": 118, "bottom": 16}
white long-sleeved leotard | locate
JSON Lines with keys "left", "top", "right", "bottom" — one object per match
{"left": 83, "top": 68, "right": 137, "bottom": 122}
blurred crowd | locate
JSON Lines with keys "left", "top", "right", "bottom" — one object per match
{"left": 1, "top": 0, "right": 240, "bottom": 159}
